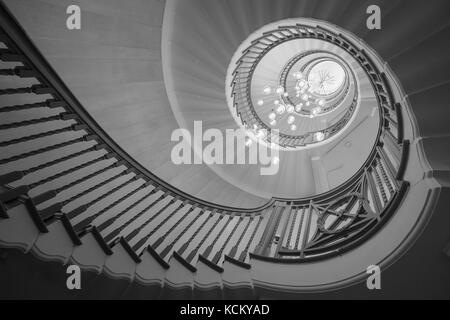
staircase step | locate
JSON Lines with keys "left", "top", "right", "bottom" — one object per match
{"left": 0, "top": 185, "right": 29, "bottom": 204}
{"left": 31, "top": 216, "right": 79, "bottom": 265}
{"left": 160, "top": 252, "right": 195, "bottom": 300}
{"left": 221, "top": 256, "right": 256, "bottom": 300}
{"left": 77, "top": 238, "right": 136, "bottom": 299}
{"left": 122, "top": 246, "right": 168, "bottom": 300}
{"left": 0, "top": 200, "right": 42, "bottom": 252}
{"left": 69, "top": 228, "right": 109, "bottom": 293}
{"left": 193, "top": 256, "right": 223, "bottom": 300}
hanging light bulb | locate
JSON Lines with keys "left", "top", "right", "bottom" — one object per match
{"left": 268, "top": 112, "right": 276, "bottom": 120}
{"left": 257, "top": 129, "right": 266, "bottom": 140}
{"left": 318, "top": 99, "right": 325, "bottom": 107}
{"left": 286, "top": 105, "right": 295, "bottom": 113}
{"left": 295, "top": 103, "right": 303, "bottom": 112}
{"left": 270, "top": 119, "right": 277, "bottom": 126}
{"left": 257, "top": 99, "right": 264, "bottom": 106}
{"left": 315, "top": 132, "right": 325, "bottom": 142}
{"left": 263, "top": 86, "right": 271, "bottom": 95}
{"left": 276, "top": 86, "right": 285, "bottom": 94}
{"left": 287, "top": 115, "right": 295, "bottom": 125}
{"left": 290, "top": 124, "right": 297, "bottom": 131}
{"left": 305, "top": 101, "right": 311, "bottom": 107}
{"left": 283, "top": 92, "right": 289, "bottom": 97}
{"left": 276, "top": 104, "right": 286, "bottom": 115}
{"left": 293, "top": 71, "right": 303, "bottom": 80}
{"left": 302, "top": 94, "right": 309, "bottom": 101}
{"left": 274, "top": 100, "right": 280, "bottom": 105}
{"left": 300, "top": 79, "right": 309, "bottom": 89}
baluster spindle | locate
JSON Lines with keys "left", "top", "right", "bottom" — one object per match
{"left": 211, "top": 216, "right": 242, "bottom": 264}
{"left": 66, "top": 172, "right": 135, "bottom": 220}
{"left": 159, "top": 208, "right": 203, "bottom": 259}
{"left": 0, "top": 124, "right": 84, "bottom": 147}
{"left": 373, "top": 167, "right": 388, "bottom": 204}
{"left": 32, "top": 159, "right": 122, "bottom": 206}
{"left": 294, "top": 207, "right": 305, "bottom": 250}
{"left": 36, "top": 162, "right": 129, "bottom": 221}
{"left": 186, "top": 214, "right": 223, "bottom": 263}
{"left": 227, "top": 216, "right": 252, "bottom": 259}
{"left": 0, "top": 135, "right": 93, "bottom": 165}
{"left": 377, "top": 146, "right": 399, "bottom": 188}
{"left": 203, "top": 215, "right": 235, "bottom": 264}
{"left": 129, "top": 199, "right": 183, "bottom": 251}
{"left": 377, "top": 158, "right": 394, "bottom": 195}
{"left": 285, "top": 207, "right": 297, "bottom": 249}
{"left": 177, "top": 210, "right": 214, "bottom": 256}
{"left": 366, "top": 170, "right": 382, "bottom": 213}
{"left": 73, "top": 180, "right": 149, "bottom": 232}
{"left": 239, "top": 215, "right": 263, "bottom": 261}
{"left": 151, "top": 205, "right": 194, "bottom": 249}
{"left": 97, "top": 187, "right": 159, "bottom": 233}
{"left": 300, "top": 203, "right": 313, "bottom": 257}
{"left": 0, "top": 99, "right": 65, "bottom": 113}
{"left": 276, "top": 205, "right": 293, "bottom": 257}
{"left": 102, "top": 191, "right": 164, "bottom": 243}
{"left": 28, "top": 152, "right": 110, "bottom": 190}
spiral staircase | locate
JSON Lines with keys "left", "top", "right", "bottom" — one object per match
{"left": 0, "top": 0, "right": 449, "bottom": 299}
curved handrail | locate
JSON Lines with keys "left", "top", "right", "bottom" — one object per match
{"left": 0, "top": 4, "right": 405, "bottom": 213}
{"left": 226, "top": 21, "right": 410, "bottom": 262}
{"left": 0, "top": 5, "right": 409, "bottom": 264}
